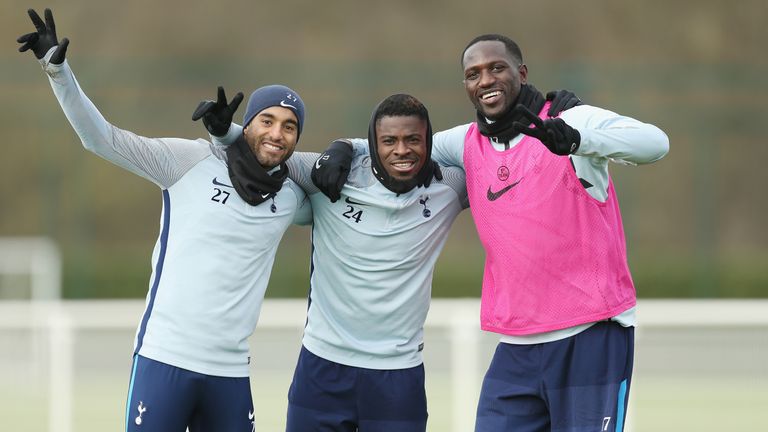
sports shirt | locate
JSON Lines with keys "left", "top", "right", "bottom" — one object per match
{"left": 290, "top": 152, "right": 468, "bottom": 369}
{"left": 432, "top": 104, "right": 669, "bottom": 344}
{"left": 40, "top": 52, "right": 310, "bottom": 377}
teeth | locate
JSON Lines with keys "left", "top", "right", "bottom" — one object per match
{"left": 393, "top": 161, "right": 415, "bottom": 168}
{"left": 482, "top": 91, "right": 501, "bottom": 100}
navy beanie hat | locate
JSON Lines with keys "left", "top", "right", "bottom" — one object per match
{"left": 243, "top": 85, "right": 305, "bottom": 138}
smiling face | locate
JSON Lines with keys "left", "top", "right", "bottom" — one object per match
{"left": 462, "top": 40, "right": 528, "bottom": 120}
{"left": 375, "top": 115, "right": 428, "bottom": 181}
{"left": 243, "top": 106, "right": 299, "bottom": 169}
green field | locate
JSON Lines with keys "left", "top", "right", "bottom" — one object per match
{"left": 2, "top": 308, "right": 767, "bottom": 431}
{"left": 4, "top": 371, "right": 767, "bottom": 431}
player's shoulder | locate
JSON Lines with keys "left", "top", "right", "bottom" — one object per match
{"left": 431, "top": 165, "right": 467, "bottom": 201}
{"left": 434, "top": 123, "right": 472, "bottom": 141}
{"left": 167, "top": 138, "right": 220, "bottom": 177}
{"left": 559, "top": 104, "right": 618, "bottom": 126}
{"left": 347, "top": 155, "right": 379, "bottom": 188}
{"left": 433, "top": 124, "right": 472, "bottom": 164}
{"left": 436, "top": 165, "right": 465, "bottom": 184}
{"left": 283, "top": 176, "right": 307, "bottom": 196}
{"left": 436, "top": 123, "right": 473, "bottom": 135}
{"left": 203, "top": 139, "right": 227, "bottom": 160}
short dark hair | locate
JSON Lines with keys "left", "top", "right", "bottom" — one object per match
{"left": 373, "top": 94, "right": 429, "bottom": 125}
{"left": 461, "top": 34, "right": 523, "bottom": 67}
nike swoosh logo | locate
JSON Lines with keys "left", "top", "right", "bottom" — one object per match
{"left": 486, "top": 179, "right": 522, "bottom": 201}
{"left": 212, "top": 177, "right": 233, "bottom": 188}
{"left": 248, "top": 410, "right": 254, "bottom": 420}
{"left": 280, "top": 100, "right": 297, "bottom": 110}
{"left": 345, "top": 197, "right": 366, "bottom": 206}
{"left": 314, "top": 154, "right": 330, "bottom": 170}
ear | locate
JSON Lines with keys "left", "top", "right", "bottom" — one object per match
{"left": 518, "top": 64, "right": 529, "bottom": 84}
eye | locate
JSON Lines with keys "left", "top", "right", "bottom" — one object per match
{"left": 491, "top": 64, "right": 506, "bottom": 73}
{"left": 261, "top": 119, "right": 272, "bottom": 126}
{"left": 284, "top": 124, "right": 295, "bottom": 132}
{"left": 464, "top": 71, "right": 479, "bottom": 81}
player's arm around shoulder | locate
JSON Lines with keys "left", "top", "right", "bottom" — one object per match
{"left": 432, "top": 124, "right": 471, "bottom": 169}
{"left": 287, "top": 151, "right": 322, "bottom": 195}
{"left": 342, "top": 138, "right": 368, "bottom": 157}
{"left": 335, "top": 134, "right": 467, "bottom": 205}
{"left": 435, "top": 164, "right": 470, "bottom": 209}
{"left": 562, "top": 105, "right": 669, "bottom": 166}
{"left": 287, "top": 179, "right": 313, "bottom": 226}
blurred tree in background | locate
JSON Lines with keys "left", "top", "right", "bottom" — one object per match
{"left": 1, "top": 0, "right": 766, "bottom": 298}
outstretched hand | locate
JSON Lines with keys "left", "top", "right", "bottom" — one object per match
{"left": 512, "top": 106, "right": 581, "bottom": 156}
{"left": 192, "top": 86, "right": 244, "bottom": 137}
{"left": 17, "top": 8, "right": 68, "bottom": 64}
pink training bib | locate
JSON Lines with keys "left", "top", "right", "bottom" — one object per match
{"left": 464, "top": 103, "right": 636, "bottom": 335}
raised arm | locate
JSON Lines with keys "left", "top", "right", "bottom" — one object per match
{"left": 19, "top": 8, "right": 210, "bottom": 189}
{"left": 514, "top": 104, "right": 669, "bottom": 165}
{"left": 565, "top": 106, "right": 669, "bottom": 165}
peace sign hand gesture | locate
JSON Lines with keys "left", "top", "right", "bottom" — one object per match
{"left": 512, "top": 105, "right": 581, "bottom": 156}
{"left": 192, "top": 86, "right": 244, "bottom": 137}
{"left": 17, "top": 8, "right": 69, "bottom": 65}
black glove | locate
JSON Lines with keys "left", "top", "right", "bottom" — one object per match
{"left": 192, "top": 86, "right": 244, "bottom": 137}
{"left": 512, "top": 106, "right": 581, "bottom": 156}
{"left": 311, "top": 140, "right": 353, "bottom": 203}
{"left": 417, "top": 160, "right": 443, "bottom": 188}
{"left": 545, "top": 90, "right": 582, "bottom": 117}
{"left": 17, "top": 8, "right": 69, "bottom": 65}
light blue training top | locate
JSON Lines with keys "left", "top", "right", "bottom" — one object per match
{"left": 214, "top": 125, "right": 469, "bottom": 369}
{"left": 41, "top": 51, "right": 310, "bottom": 377}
